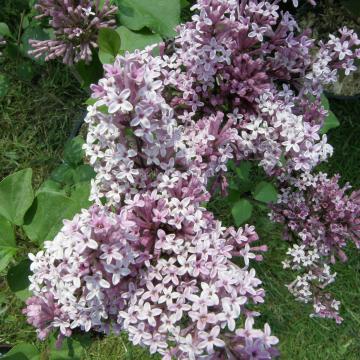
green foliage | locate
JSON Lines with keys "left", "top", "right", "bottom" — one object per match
{"left": 0, "top": 215, "right": 17, "bottom": 271}
{"left": 0, "top": 74, "right": 10, "bottom": 97}
{"left": 98, "top": 28, "right": 122, "bottom": 64}
{"left": 235, "top": 161, "right": 251, "bottom": 181}
{"left": 22, "top": 137, "right": 93, "bottom": 244}
{"left": 49, "top": 334, "right": 91, "bottom": 360}
{"left": 231, "top": 199, "right": 253, "bottom": 226}
{"left": 116, "top": 0, "right": 181, "bottom": 38}
{"left": 0, "top": 22, "right": 12, "bottom": 38}
{"left": 321, "top": 94, "right": 340, "bottom": 134}
{"left": 116, "top": 26, "right": 162, "bottom": 53}
{"left": 21, "top": 26, "right": 51, "bottom": 62}
{"left": 75, "top": 54, "right": 104, "bottom": 88}
{"left": 321, "top": 111, "right": 340, "bottom": 134}
{"left": 7, "top": 259, "right": 32, "bottom": 301}
{"left": 0, "top": 138, "right": 93, "bottom": 279}
{"left": 1, "top": 343, "right": 40, "bottom": 360}
{"left": 253, "top": 181, "right": 278, "bottom": 204}
{"left": 64, "top": 136, "right": 85, "bottom": 166}
{"left": 0, "top": 168, "right": 34, "bottom": 225}
{"left": 23, "top": 191, "right": 78, "bottom": 244}
{"left": 16, "top": 62, "right": 39, "bottom": 82}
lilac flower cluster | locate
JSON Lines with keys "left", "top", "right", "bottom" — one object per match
{"left": 29, "top": 0, "right": 117, "bottom": 65}
{"left": 24, "top": 198, "right": 278, "bottom": 358}
{"left": 25, "top": 0, "right": 360, "bottom": 357}
{"left": 25, "top": 43, "right": 278, "bottom": 357}
{"left": 171, "top": 0, "right": 359, "bottom": 176}
{"left": 271, "top": 172, "right": 360, "bottom": 322}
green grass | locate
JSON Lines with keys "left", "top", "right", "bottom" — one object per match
{"left": 0, "top": 60, "right": 85, "bottom": 187}
{"left": 1, "top": 3, "right": 360, "bottom": 359}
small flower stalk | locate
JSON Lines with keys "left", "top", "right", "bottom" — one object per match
{"left": 29, "top": 0, "right": 117, "bottom": 65}
{"left": 272, "top": 173, "right": 360, "bottom": 322}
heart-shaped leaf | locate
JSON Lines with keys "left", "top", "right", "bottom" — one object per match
{"left": 117, "top": 0, "right": 181, "bottom": 38}
{"left": 23, "top": 192, "right": 74, "bottom": 244}
{"left": 0, "top": 169, "right": 34, "bottom": 225}
{"left": 232, "top": 199, "right": 253, "bottom": 226}
{"left": 235, "top": 161, "right": 251, "bottom": 181}
{"left": 0, "top": 215, "right": 17, "bottom": 271}
{"left": 116, "top": 26, "right": 162, "bottom": 53}
{"left": 64, "top": 136, "right": 86, "bottom": 167}
{"left": 320, "top": 111, "right": 340, "bottom": 134}
{"left": 7, "top": 259, "right": 32, "bottom": 301}
{"left": 253, "top": 181, "right": 278, "bottom": 204}
{"left": 0, "top": 23, "right": 12, "bottom": 38}
{"left": 98, "top": 28, "right": 121, "bottom": 57}
{"left": 23, "top": 183, "right": 92, "bottom": 245}
{"left": 1, "top": 343, "right": 40, "bottom": 360}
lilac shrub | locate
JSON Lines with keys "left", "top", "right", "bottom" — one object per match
{"left": 29, "top": 0, "right": 117, "bottom": 65}
{"left": 24, "top": 0, "right": 360, "bottom": 358}
{"left": 25, "top": 48, "right": 277, "bottom": 358}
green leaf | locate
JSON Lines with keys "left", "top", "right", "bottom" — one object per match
{"left": 0, "top": 168, "right": 34, "bottom": 225}
{"left": 17, "top": 62, "right": 38, "bottom": 82}
{"left": 320, "top": 110, "right": 340, "bottom": 134}
{"left": 117, "top": 0, "right": 181, "bottom": 38}
{"left": 0, "top": 215, "right": 17, "bottom": 272}
{"left": 253, "top": 181, "right": 278, "bottom": 204}
{"left": 69, "top": 182, "right": 92, "bottom": 210}
{"left": 321, "top": 94, "right": 330, "bottom": 110}
{"left": 232, "top": 199, "right": 253, "bottom": 226}
{"left": 75, "top": 54, "right": 104, "bottom": 89}
{"left": 21, "top": 26, "right": 50, "bottom": 62}
{"left": 98, "top": 28, "right": 121, "bottom": 57}
{"left": 36, "top": 179, "right": 66, "bottom": 196}
{"left": 0, "top": 74, "right": 10, "bottom": 98}
{"left": 180, "top": 0, "right": 190, "bottom": 8}
{"left": 225, "top": 189, "right": 242, "bottom": 206}
{"left": 0, "top": 22, "right": 11, "bottom": 38}
{"left": 235, "top": 161, "right": 251, "bottom": 181}
{"left": 50, "top": 164, "right": 74, "bottom": 185}
{"left": 49, "top": 335, "right": 90, "bottom": 360}
{"left": 98, "top": 50, "right": 116, "bottom": 65}
{"left": 73, "top": 164, "right": 96, "bottom": 183}
{"left": 64, "top": 136, "right": 85, "bottom": 166}
{"left": 23, "top": 192, "right": 73, "bottom": 244}
{"left": 2, "top": 343, "right": 40, "bottom": 360}
{"left": 116, "top": 26, "right": 162, "bottom": 53}
{"left": 7, "top": 259, "right": 32, "bottom": 301}
{"left": 23, "top": 185, "right": 92, "bottom": 244}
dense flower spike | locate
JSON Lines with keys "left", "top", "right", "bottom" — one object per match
{"left": 25, "top": 0, "right": 360, "bottom": 358}
{"left": 271, "top": 173, "right": 360, "bottom": 322}
{"left": 25, "top": 202, "right": 277, "bottom": 358}
{"left": 29, "top": 0, "right": 117, "bottom": 65}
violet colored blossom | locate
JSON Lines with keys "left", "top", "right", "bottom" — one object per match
{"left": 271, "top": 172, "right": 360, "bottom": 322}
{"left": 25, "top": 202, "right": 277, "bottom": 359}
{"left": 29, "top": 0, "right": 117, "bottom": 65}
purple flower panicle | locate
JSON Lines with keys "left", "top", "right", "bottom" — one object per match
{"left": 29, "top": 0, "right": 117, "bottom": 65}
